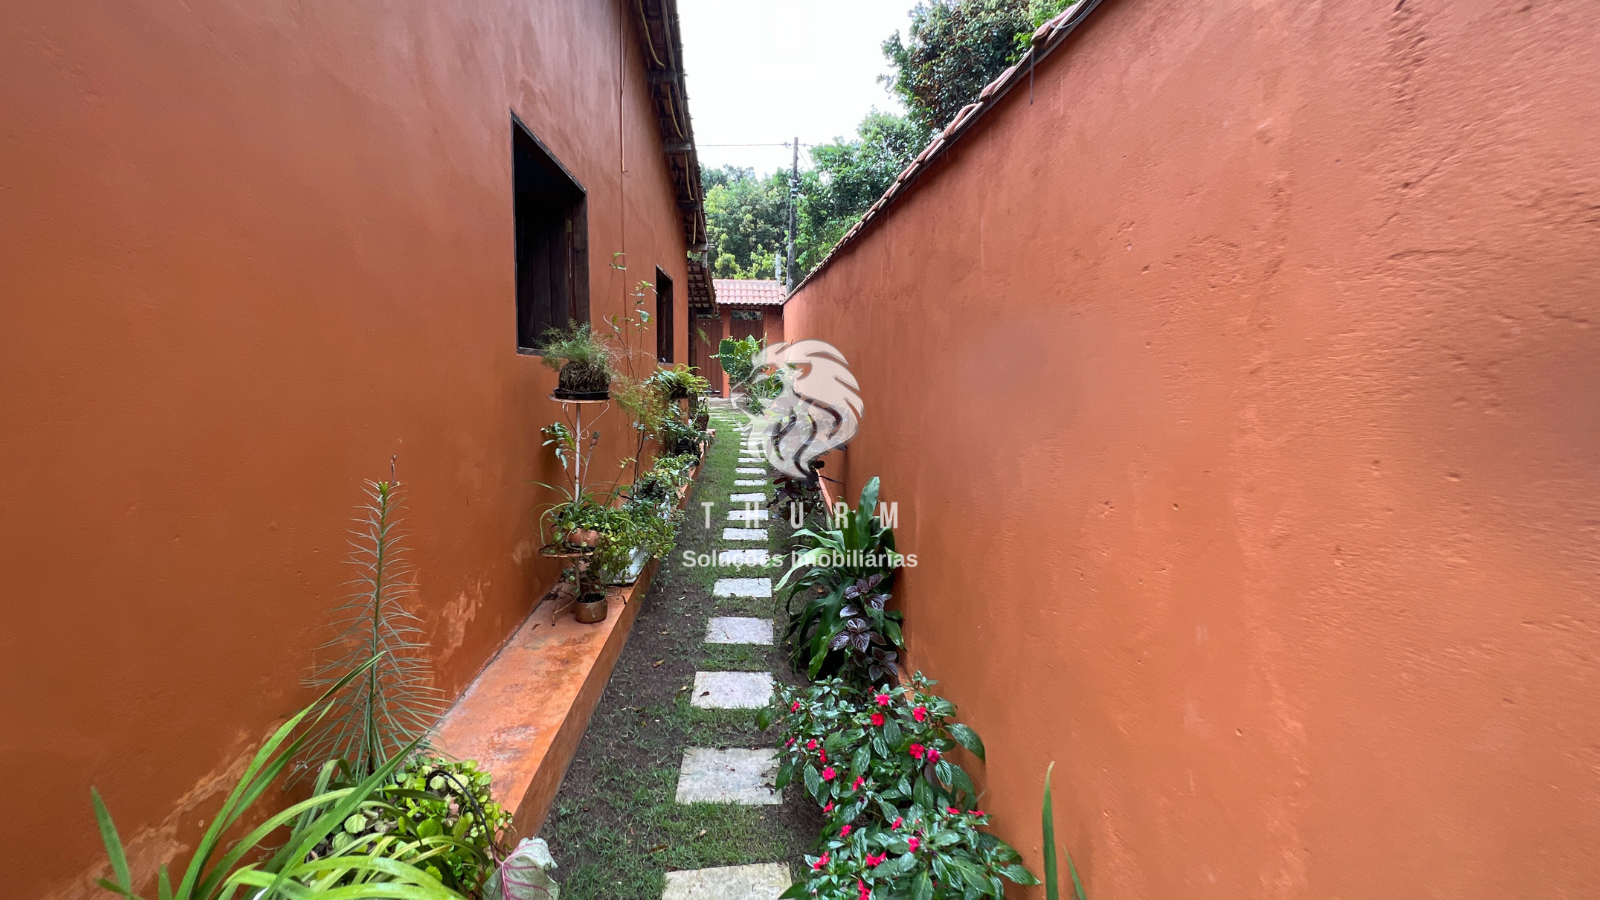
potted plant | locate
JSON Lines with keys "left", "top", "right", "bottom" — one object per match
{"left": 540, "top": 322, "right": 614, "bottom": 400}
{"left": 646, "top": 362, "right": 711, "bottom": 401}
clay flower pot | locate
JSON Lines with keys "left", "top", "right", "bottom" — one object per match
{"left": 573, "top": 591, "right": 608, "bottom": 623}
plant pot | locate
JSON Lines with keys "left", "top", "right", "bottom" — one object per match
{"left": 556, "top": 360, "right": 610, "bottom": 398}
{"left": 573, "top": 592, "right": 608, "bottom": 623}
{"left": 667, "top": 385, "right": 690, "bottom": 400}
{"left": 564, "top": 528, "right": 601, "bottom": 549}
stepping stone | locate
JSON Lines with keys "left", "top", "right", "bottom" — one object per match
{"left": 714, "top": 577, "right": 772, "bottom": 598}
{"left": 727, "top": 509, "right": 769, "bottom": 523}
{"left": 734, "top": 479, "right": 766, "bottom": 486}
{"left": 663, "top": 863, "right": 791, "bottom": 900}
{"left": 691, "top": 671, "right": 774, "bottom": 709}
{"left": 723, "top": 527, "right": 767, "bottom": 541}
{"left": 675, "top": 748, "right": 780, "bottom": 804}
{"left": 706, "top": 617, "right": 774, "bottom": 644}
{"left": 736, "top": 467, "right": 766, "bottom": 474}
{"left": 718, "top": 548, "right": 770, "bottom": 566}
{"left": 729, "top": 492, "right": 768, "bottom": 503}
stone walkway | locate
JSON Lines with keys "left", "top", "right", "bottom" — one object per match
{"left": 667, "top": 418, "right": 788, "bottom": 899}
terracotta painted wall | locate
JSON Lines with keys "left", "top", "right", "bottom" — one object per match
{"left": 0, "top": 1, "right": 691, "bottom": 895}
{"left": 784, "top": 1, "right": 1600, "bottom": 896}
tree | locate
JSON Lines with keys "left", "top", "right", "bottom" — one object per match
{"left": 881, "top": 0, "right": 1075, "bottom": 135}
{"left": 797, "top": 110, "right": 927, "bottom": 274}
{"left": 703, "top": 165, "right": 791, "bottom": 279}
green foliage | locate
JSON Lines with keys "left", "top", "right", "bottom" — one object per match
{"left": 1041, "top": 763, "right": 1088, "bottom": 900}
{"left": 645, "top": 363, "right": 711, "bottom": 400}
{"left": 882, "top": 0, "right": 1035, "bottom": 135}
{"left": 760, "top": 675, "right": 1036, "bottom": 900}
{"left": 314, "top": 757, "right": 511, "bottom": 896}
{"left": 703, "top": 166, "right": 792, "bottom": 279}
{"left": 540, "top": 321, "right": 615, "bottom": 394}
{"left": 777, "top": 477, "right": 905, "bottom": 683}
{"left": 92, "top": 658, "right": 461, "bottom": 900}
{"left": 717, "top": 335, "right": 762, "bottom": 387}
{"left": 303, "top": 479, "right": 444, "bottom": 779}
{"left": 797, "top": 111, "right": 929, "bottom": 274}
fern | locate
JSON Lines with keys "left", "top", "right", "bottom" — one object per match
{"left": 301, "top": 476, "right": 445, "bottom": 778}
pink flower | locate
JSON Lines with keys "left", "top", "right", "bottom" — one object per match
{"left": 913, "top": 705, "right": 928, "bottom": 722}
{"left": 820, "top": 748, "right": 828, "bottom": 763}
{"left": 865, "top": 852, "right": 887, "bottom": 867}
{"left": 858, "top": 879, "right": 871, "bottom": 900}
{"left": 786, "top": 737, "right": 795, "bottom": 747}
{"left": 852, "top": 776, "right": 865, "bottom": 790}
{"left": 907, "top": 836, "right": 920, "bottom": 851}
{"left": 869, "top": 712, "right": 885, "bottom": 726}
{"left": 875, "top": 693, "right": 890, "bottom": 707}
{"left": 806, "top": 739, "right": 817, "bottom": 751}
{"left": 973, "top": 809, "right": 986, "bottom": 817}
{"left": 891, "top": 816, "right": 903, "bottom": 829}
{"left": 840, "top": 824, "right": 852, "bottom": 837}
{"left": 927, "top": 748, "right": 941, "bottom": 763}
{"left": 792, "top": 700, "right": 802, "bottom": 712}
{"left": 908, "top": 743, "right": 925, "bottom": 760}
{"left": 947, "top": 806, "right": 960, "bottom": 814}
{"left": 812, "top": 853, "right": 830, "bottom": 871}
{"left": 822, "top": 766, "right": 836, "bottom": 781}
{"left": 824, "top": 801, "right": 834, "bottom": 813}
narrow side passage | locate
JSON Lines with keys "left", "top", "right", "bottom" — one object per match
{"left": 539, "top": 406, "right": 820, "bottom": 899}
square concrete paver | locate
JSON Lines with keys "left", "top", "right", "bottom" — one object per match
{"left": 714, "top": 577, "right": 772, "bottom": 598}
{"left": 727, "top": 508, "right": 769, "bottom": 523}
{"left": 691, "top": 671, "right": 774, "bottom": 709}
{"left": 723, "top": 527, "right": 767, "bottom": 541}
{"left": 729, "top": 492, "right": 768, "bottom": 503}
{"left": 675, "top": 748, "right": 780, "bottom": 804}
{"left": 735, "top": 467, "right": 766, "bottom": 475}
{"left": 718, "top": 548, "right": 770, "bottom": 567}
{"left": 706, "top": 616, "right": 774, "bottom": 644}
{"left": 733, "top": 479, "right": 766, "bottom": 487}
{"left": 663, "top": 864, "right": 791, "bottom": 900}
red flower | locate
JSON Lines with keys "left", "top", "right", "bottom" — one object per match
{"left": 792, "top": 700, "right": 802, "bottom": 712}
{"left": 840, "top": 824, "right": 852, "bottom": 837}
{"left": 806, "top": 739, "right": 817, "bottom": 751}
{"left": 947, "top": 806, "right": 960, "bottom": 814}
{"left": 865, "top": 852, "right": 887, "bottom": 867}
{"left": 822, "top": 766, "right": 836, "bottom": 781}
{"left": 973, "top": 809, "right": 986, "bottom": 817}
{"left": 820, "top": 748, "right": 828, "bottom": 763}
{"left": 869, "top": 712, "right": 885, "bottom": 726}
{"left": 875, "top": 693, "right": 890, "bottom": 707}
{"left": 858, "top": 879, "right": 871, "bottom": 900}
{"left": 913, "top": 705, "right": 928, "bottom": 722}
{"left": 812, "top": 853, "right": 830, "bottom": 871}
{"left": 824, "top": 801, "right": 834, "bottom": 813}
{"left": 908, "top": 743, "right": 925, "bottom": 759}
{"left": 927, "top": 748, "right": 941, "bottom": 763}
{"left": 852, "top": 775, "right": 865, "bottom": 790}
{"left": 891, "top": 816, "right": 903, "bottom": 829}
{"left": 907, "top": 836, "right": 920, "bottom": 851}
{"left": 786, "top": 737, "right": 795, "bottom": 747}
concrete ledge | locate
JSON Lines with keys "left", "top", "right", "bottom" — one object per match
{"left": 433, "top": 443, "right": 708, "bottom": 838}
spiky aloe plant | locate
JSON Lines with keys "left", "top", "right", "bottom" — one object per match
{"left": 302, "top": 475, "right": 445, "bottom": 778}
{"left": 1042, "top": 762, "right": 1088, "bottom": 900}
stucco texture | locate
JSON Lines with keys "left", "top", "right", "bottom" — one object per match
{"left": 0, "top": 0, "right": 690, "bottom": 895}
{"left": 784, "top": 0, "right": 1600, "bottom": 896}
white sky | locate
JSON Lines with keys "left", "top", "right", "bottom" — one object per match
{"left": 678, "top": 0, "right": 919, "bottom": 176}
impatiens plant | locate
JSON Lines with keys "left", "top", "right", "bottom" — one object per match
{"left": 760, "top": 675, "right": 1036, "bottom": 899}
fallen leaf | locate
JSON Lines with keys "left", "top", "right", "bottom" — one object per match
{"left": 653, "top": 659, "right": 665, "bottom": 667}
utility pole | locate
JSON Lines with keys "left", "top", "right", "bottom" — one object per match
{"left": 784, "top": 136, "right": 798, "bottom": 293}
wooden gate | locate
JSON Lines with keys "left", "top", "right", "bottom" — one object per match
{"left": 689, "top": 307, "right": 723, "bottom": 395}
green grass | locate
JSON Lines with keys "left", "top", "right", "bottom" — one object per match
{"left": 537, "top": 405, "right": 820, "bottom": 899}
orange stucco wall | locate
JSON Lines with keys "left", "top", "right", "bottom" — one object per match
{"left": 784, "top": 1, "right": 1600, "bottom": 896}
{"left": 0, "top": 1, "right": 690, "bottom": 895}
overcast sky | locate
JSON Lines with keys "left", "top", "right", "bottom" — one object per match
{"left": 678, "top": 0, "right": 919, "bottom": 176}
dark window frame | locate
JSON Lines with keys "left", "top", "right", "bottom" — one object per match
{"left": 513, "top": 114, "right": 589, "bottom": 354}
{"left": 655, "top": 267, "right": 674, "bottom": 364}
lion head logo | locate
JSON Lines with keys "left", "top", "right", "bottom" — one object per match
{"left": 738, "top": 339, "right": 862, "bottom": 480}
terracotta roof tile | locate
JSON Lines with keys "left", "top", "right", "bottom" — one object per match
{"left": 713, "top": 279, "right": 786, "bottom": 306}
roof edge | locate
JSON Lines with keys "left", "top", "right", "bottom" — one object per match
{"left": 790, "top": 0, "right": 1111, "bottom": 298}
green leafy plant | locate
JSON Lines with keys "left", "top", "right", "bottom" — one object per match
{"left": 302, "top": 477, "right": 444, "bottom": 778}
{"left": 776, "top": 477, "right": 904, "bottom": 682}
{"left": 539, "top": 321, "right": 614, "bottom": 394}
{"left": 760, "top": 675, "right": 1035, "bottom": 900}
{"left": 1041, "top": 763, "right": 1087, "bottom": 900}
{"left": 92, "top": 658, "right": 461, "bottom": 900}
{"left": 312, "top": 757, "right": 511, "bottom": 896}
{"left": 645, "top": 363, "right": 710, "bottom": 400}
